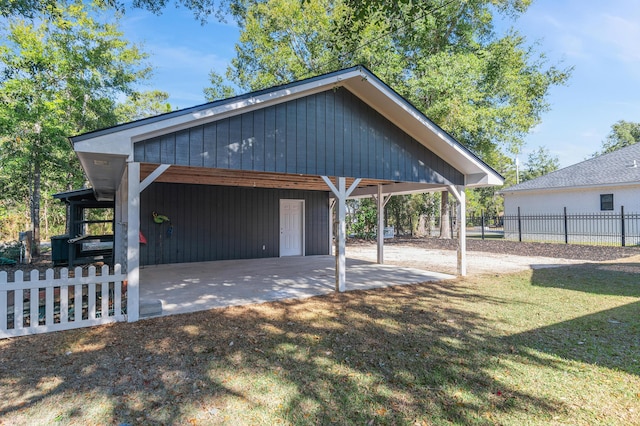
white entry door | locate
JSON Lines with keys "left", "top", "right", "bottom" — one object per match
{"left": 280, "top": 199, "right": 304, "bottom": 256}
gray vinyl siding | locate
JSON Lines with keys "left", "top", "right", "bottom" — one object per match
{"left": 139, "top": 183, "right": 329, "bottom": 266}
{"left": 134, "top": 87, "right": 463, "bottom": 186}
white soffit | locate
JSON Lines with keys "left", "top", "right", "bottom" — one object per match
{"left": 76, "top": 152, "right": 127, "bottom": 201}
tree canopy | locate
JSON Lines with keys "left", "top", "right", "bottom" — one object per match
{"left": 0, "top": 1, "right": 151, "bottom": 244}
{"left": 595, "top": 120, "right": 640, "bottom": 156}
{"left": 209, "top": 0, "right": 570, "bottom": 167}
{"left": 115, "top": 90, "right": 174, "bottom": 122}
{"left": 520, "top": 146, "right": 559, "bottom": 182}
{"left": 1, "top": 0, "right": 228, "bottom": 23}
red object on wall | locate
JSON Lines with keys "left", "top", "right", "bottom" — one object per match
{"left": 139, "top": 231, "right": 147, "bottom": 244}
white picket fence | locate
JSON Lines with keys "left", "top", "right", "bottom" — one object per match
{"left": 1, "top": 264, "right": 127, "bottom": 338}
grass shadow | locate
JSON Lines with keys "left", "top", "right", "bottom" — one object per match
{"left": 1, "top": 263, "right": 638, "bottom": 424}
{"left": 0, "top": 281, "right": 567, "bottom": 425}
{"left": 501, "top": 262, "right": 640, "bottom": 377}
{"left": 502, "top": 301, "right": 640, "bottom": 377}
{"left": 530, "top": 262, "right": 640, "bottom": 297}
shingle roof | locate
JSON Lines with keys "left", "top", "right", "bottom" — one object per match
{"left": 502, "top": 143, "right": 640, "bottom": 192}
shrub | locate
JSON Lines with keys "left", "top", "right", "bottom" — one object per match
{"left": 0, "top": 241, "right": 23, "bottom": 261}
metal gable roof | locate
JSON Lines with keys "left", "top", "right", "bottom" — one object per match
{"left": 501, "top": 143, "right": 640, "bottom": 193}
{"left": 71, "top": 66, "right": 504, "bottom": 200}
{"left": 71, "top": 67, "right": 362, "bottom": 143}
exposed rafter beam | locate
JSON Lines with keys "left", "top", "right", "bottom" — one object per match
{"left": 350, "top": 182, "right": 443, "bottom": 198}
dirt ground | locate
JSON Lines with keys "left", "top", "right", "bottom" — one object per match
{"left": 347, "top": 238, "right": 640, "bottom": 276}
{"left": 2, "top": 237, "right": 639, "bottom": 279}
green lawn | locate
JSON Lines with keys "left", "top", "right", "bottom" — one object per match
{"left": 0, "top": 261, "right": 638, "bottom": 425}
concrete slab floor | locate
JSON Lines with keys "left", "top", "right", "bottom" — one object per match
{"left": 139, "top": 255, "right": 454, "bottom": 317}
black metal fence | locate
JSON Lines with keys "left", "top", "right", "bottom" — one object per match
{"left": 467, "top": 213, "right": 503, "bottom": 229}
{"left": 349, "top": 206, "right": 640, "bottom": 246}
{"left": 503, "top": 206, "right": 640, "bottom": 246}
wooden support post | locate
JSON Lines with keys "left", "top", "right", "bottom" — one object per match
{"left": 377, "top": 185, "right": 384, "bottom": 264}
{"left": 448, "top": 185, "right": 467, "bottom": 277}
{"left": 322, "top": 176, "right": 361, "bottom": 292}
{"left": 126, "top": 162, "right": 140, "bottom": 322}
{"left": 336, "top": 178, "right": 347, "bottom": 291}
{"left": 329, "top": 199, "right": 336, "bottom": 255}
{"left": 457, "top": 188, "right": 467, "bottom": 276}
{"left": 375, "top": 185, "right": 392, "bottom": 264}
{"left": 114, "top": 177, "right": 125, "bottom": 267}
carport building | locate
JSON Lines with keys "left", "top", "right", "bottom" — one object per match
{"left": 70, "top": 66, "right": 503, "bottom": 321}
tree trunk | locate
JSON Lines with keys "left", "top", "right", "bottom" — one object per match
{"left": 417, "top": 214, "right": 428, "bottom": 236}
{"left": 409, "top": 215, "right": 413, "bottom": 237}
{"left": 31, "top": 159, "right": 41, "bottom": 256}
{"left": 43, "top": 199, "right": 49, "bottom": 240}
{"left": 439, "top": 191, "right": 451, "bottom": 239}
{"left": 393, "top": 208, "right": 402, "bottom": 236}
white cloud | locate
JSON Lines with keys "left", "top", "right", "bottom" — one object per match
{"left": 579, "top": 129, "right": 601, "bottom": 139}
{"left": 539, "top": 14, "right": 564, "bottom": 31}
{"left": 521, "top": 8, "right": 589, "bottom": 60}
{"left": 598, "top": 14, "right": 640, "bottom": 63}
{"left": 529, "top": 123, "right": 542, "bottom": 134}
{"left": 557, "top": 34, "right": 587, "bottom": 59}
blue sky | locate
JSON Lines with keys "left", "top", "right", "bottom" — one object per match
{"left": 120, "top": 0, "right": 640, "bottom": 168}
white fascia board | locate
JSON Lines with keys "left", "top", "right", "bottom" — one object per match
{"left": 73, "top": 71, "right": 364, "bottom": 160}
{"left": 499, "top": 180, "right": 640, "bottom": 196}
{"left": 465, "top": 172, "right": 504, "bottom": 187}
{"left": 73, "top": 132, "right": 133, "bottom": 158}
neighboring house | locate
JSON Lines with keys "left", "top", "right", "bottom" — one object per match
{"left": 500, "top": 143, "right": 640, "bottom": 244}
{"left": 69, "top": 66, "right": 503, "bottom": 321}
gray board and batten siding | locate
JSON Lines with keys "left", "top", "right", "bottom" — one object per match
{"left": 133, "top": 87, "right": 464, "bottom": 186}
{"left": 139, "top": 182, "right": 329, "bottom": 267}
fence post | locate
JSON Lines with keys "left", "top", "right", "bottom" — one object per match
{"left": 564, "top": 207, "right": 568, "bottom": 244}
{"left": 481, "top": 210, "right": 485, "bottom": 240}
{"left": 517, "top": 207, "right": 522, "bottom": 242}
{"left": 621, "top": 205, "right": 626, "bottom": 247}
